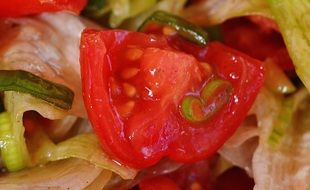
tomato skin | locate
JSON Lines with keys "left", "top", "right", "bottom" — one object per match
{"left": 139, "top": 176, "right": 181, "bottom": 190}
{"left": 168, "top": 42, "right": 264, "bottom": 162}
{"left": 80, "top": 29, "right": 264, "bottom": 168}
{"left": 0, "top": 0, "right": 87, "bottom": 17}
{"left": 80, "top": 29, "right": 174, "bottom": 168}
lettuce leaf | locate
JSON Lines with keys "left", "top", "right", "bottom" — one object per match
{"left": 2, "top": 91, "right": 68, "bottom": 171}
{"left": 0, "top": 159, "right": 106, "bottom": 189}
{"left": 183, "top": 0, "right": 272, "bottom": 26}
{"left": 267, "top": 0, "right": 310, "bottom": 92}
{"left": 253, "top": 89, "right": 310, "bottom": 190}
{"left": 28, "top": 129, "right": 137, "bottom": 179}
{"left": 2, "top": 91, "right": 137, "bottom": 179}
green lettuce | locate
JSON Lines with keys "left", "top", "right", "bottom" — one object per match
{"left": 253, "top": 88, "right": 310, "bottom": 189}
{"left": 182, "top": 0, "right": 272, "bottom": 26}
{"left": 1, "top": 91, "right": 137, "bottom": 179}
{"left": 267, "top": 0, "right": 310, "bottom": 92}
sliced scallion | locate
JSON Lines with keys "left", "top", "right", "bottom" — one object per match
{"left": 138, "top": 10, "right": 209, "bottom": 45}
{"left": 0, "top": 112, "right": 26, "bottom": 172}
{"left": 181, "top": 79, "right": 232, "bottom": 123}
{"left": 0, "top": 70, "right": 74, "bottom": 110}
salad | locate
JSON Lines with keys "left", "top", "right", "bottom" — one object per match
{"left": 0, "top": 0, "right": 309, "bottom": 189}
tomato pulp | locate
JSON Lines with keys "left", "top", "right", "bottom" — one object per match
{"left": 80, "top": 29, "right": 264, "bottom": 168}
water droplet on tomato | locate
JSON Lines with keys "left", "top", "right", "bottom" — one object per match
{"left": 233, "top": 95, "right": 239, "bottom": 103}
{"left": 229, "top": 72, "right": 239, "bottom": 80}
{"left": 149, "top": 68, "right": 157, "bottom": 76}
{"left": 145, "top": 87, "right": 154, "bottom": 98}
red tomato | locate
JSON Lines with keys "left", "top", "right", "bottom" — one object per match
{"left": 221, "top": 18, "right": 294, "bottom": 71}
{"left": 0, "top": 0, "right": 87, "bottom": 17}
{"left": 80, "top": 29, "right": 264, "bottom": 168}
{"left": 139, "top": 176, "right": 181, "bottom": 190}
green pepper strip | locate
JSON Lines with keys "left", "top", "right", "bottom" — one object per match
{"left": 181, "top": 79, "right": 233, "bottom": 123}
{"left": 138, "top": 10, "right": 209, "bottom": 46}
{"left": 0, "top": 70, "right": 74, "bottom": 110}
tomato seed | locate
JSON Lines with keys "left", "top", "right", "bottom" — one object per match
{"left": 199, "top": 62, "right": 213, "bottom": 76}
{"left": 162, "top": 26, "right": 177, "bottom": 36}
{"left": 118, "top": 101, "right": 135, "bottom": 118}
{"left": 121, "top": 67, "right": 140, "bottom": 79}
{"left": 190, "top": 182, "right": 203, "bottom": 190}
{"left": 110, "top": 77, "right": 121, "bottom": 97}
{"left": 125, "top": 48, "right": 143, "bottom": 61}
{"left": 123, "top": 83, "right": 137, "bottom": 98}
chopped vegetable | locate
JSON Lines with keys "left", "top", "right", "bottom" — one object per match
{"left": 267, "top": 0, "right": 310, "bottom": 92}
{"left": 123, "top": 0, "right": 187, "bottom": 30}
{"left": 2, "top": 91, "right": 69, "bottom": 172}
{"left": 0, "top": 159, "right": 106, "bottom": 189}
{"left": 109, "top": 0, "right": 157, "bottom": 28}
{"left": 83, "top": 0, "right": 157, "bottom": 28}
{"left": 181, "top": 79, "right": 232, "bottom": 122}
{"left": 0, "top": 112, "right": 25, "bottom": 172}
{"left": 183, "top": 0, "right": 272, "bottom": 26}
{"left": 0, "top": 70, "right": 74, "bottom": 110}
{"left": 29, "top": 130, "right": 137, "bottom": 179}
{"left": 80, "top": 29, "right": 264, "bottom": 168}
{"left": 253, "top": 88, "right": 310, "bottom": 190}
{"left": 83, "top": 0, "right": 110, "bottom": 18}
{"left": 267, "top": 96, "right": 294, "bottom": 148}
{"left": 139, "top": 11, "right": 209, "bottom": 45}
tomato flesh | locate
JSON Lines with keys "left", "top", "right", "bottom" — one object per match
{"left": 80, "top": 29, "right": 264, "bottom": 168}
{"left": 0, "top": 0, "right": 87, "bottom": 17}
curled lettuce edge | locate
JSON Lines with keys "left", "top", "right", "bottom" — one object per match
{"left": 1, "top": 91, "right": 137, "bottom": 181}
{"left": 267, "top": 0, "right": 310, "bottom": 93}
{"left": 252, "top": 88, "right": 310, "bottom": 190}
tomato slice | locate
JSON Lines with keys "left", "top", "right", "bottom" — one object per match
{"left": 0, "top": 0, "right": 87, "bottom": 17}
{"left": 80, "top": 29, "right": 264, "bottom": 168}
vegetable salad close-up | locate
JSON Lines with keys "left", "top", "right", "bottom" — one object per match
{"left": 0, "top": 0, "right": 309, "bottom": 189}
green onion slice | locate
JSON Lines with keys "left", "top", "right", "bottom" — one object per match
{"left": 0, "top": 70, "right": 74, "bottom": 110}
{"left": 181, "top": 79, "right": 233, "bottom": 123}
{"left": 0, "top": 112, "right": 26, "bottom": 172}
{"left": 138, "top": 10, "right": 209, "bottom": 45}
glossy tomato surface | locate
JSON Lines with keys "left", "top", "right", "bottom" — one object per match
{"left": 0, "top": 0, "right": 87, "bottom": 17}
{"left": 80, "top": 29, "right": 264, "bottom": 168}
